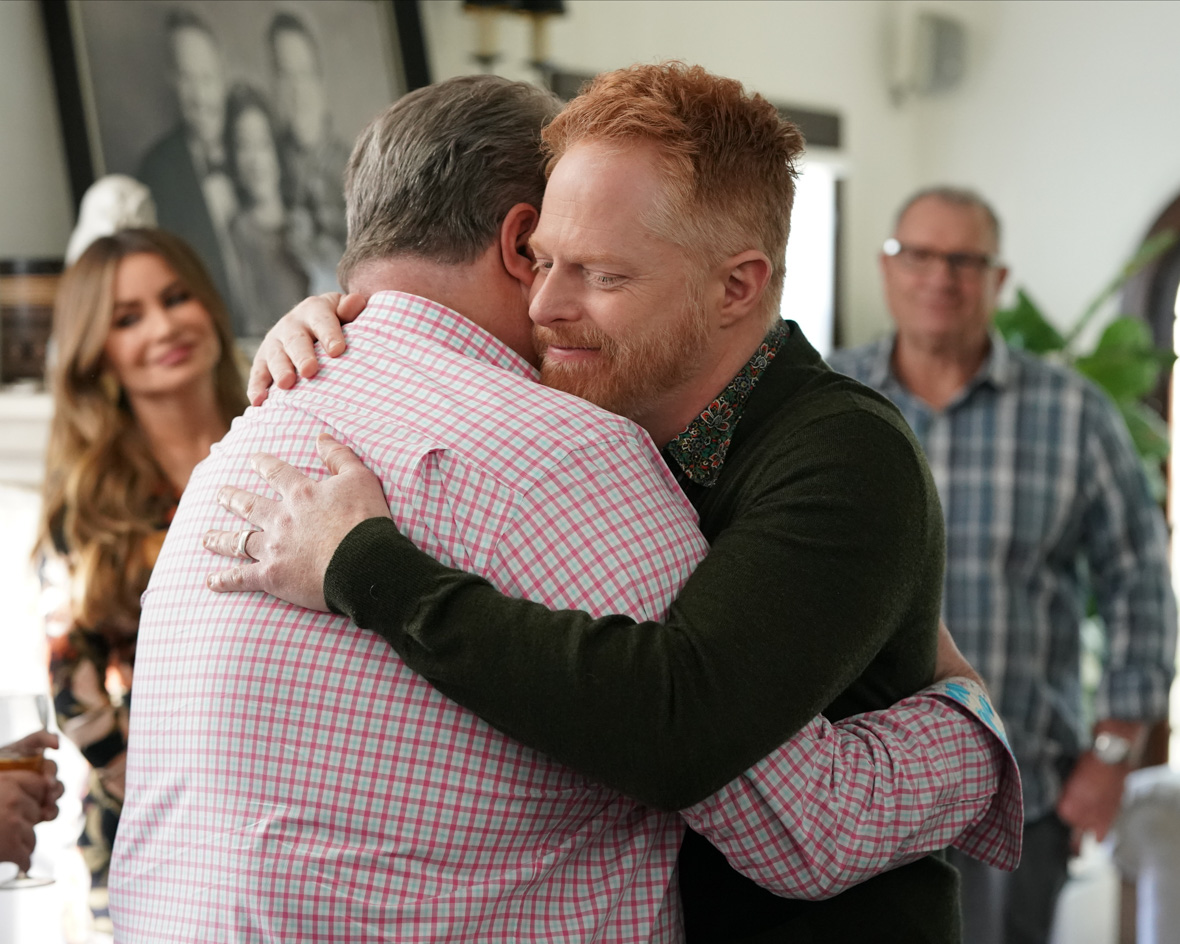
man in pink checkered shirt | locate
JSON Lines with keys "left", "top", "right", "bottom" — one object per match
{"left": 112, "top": 75, "right": 1019, "bottom": 942}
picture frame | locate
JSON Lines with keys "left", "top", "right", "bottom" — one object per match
{"left": 40, "top": 0, "right": 430, "bottom": 341}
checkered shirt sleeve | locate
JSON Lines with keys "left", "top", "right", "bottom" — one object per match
{"left": 1076, "top": 383, "right": 1177, "bottom": 723}
{"left": 680, "top": 677, "right": 1023, "bottom": 900}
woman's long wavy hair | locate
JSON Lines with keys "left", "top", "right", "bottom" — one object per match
{"left": 36, "top": 228, "right": 247, "bottom": 638}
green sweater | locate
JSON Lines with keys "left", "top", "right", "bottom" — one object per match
{"left": 325, "top": 326, "right": 954, "bottom": 943}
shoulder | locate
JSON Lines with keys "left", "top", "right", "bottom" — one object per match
{"left": 1004, "top": 347, "right": 1123, "bottom": 426}
{"left": 788, "top": 387, "right": 927, "bottom": 473}
{"left": 1000, "top": 350, "right": 1148, "bottom": 493}
{"left": 735, "top": 327, "right": 923, "bottom": 465}
{"left": 763, "top": 345, "right": 921, "bottom": 450}
{"left": 741, "top": 367, "right": 934, "bottom": 508}
{"left": 1003, "top": 344, "right": 1111, "bottom": 401}
{"left": 1005, "top": 345, "right": 1081, "bottom": 388}
{"left": 467, "top": 381, "right": 676, "bottom": 496}
{"left": 280, "top": 331, "right": 672, "bottom": 492}
{"left": 825, "top": 336, "right": 892, "bottom": 382}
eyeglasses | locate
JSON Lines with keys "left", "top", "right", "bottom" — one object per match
{"left": 882, "top": 238, "right": 997, "bottom": 278}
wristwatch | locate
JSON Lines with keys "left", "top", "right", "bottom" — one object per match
{"left": 1092, "top": 732, "right": 1133, "bottom": 765}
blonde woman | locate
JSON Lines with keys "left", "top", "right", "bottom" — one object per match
{"left": 35, "top": 228, "right": 246, "bottom": 917}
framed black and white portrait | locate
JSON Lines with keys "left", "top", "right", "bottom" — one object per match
{"left": 42, "top": 0, "right": 429, "bottom": 341}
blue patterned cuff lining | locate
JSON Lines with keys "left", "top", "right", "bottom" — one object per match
{"left": 928, "top": 677, "right": 1011, "bottom": 754}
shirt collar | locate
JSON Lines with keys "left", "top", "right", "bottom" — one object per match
{"left": 357, "top": 291, "right": 539, "bottom": 381}
{"left": 981, "top": 329, "right": 1013, "bottom": 388}
{"left": 861, "top": 334, "right": 896, "bottom": 391}
{"left": 866, "top": 328, "right": 1014, "bottom": 401}
{"left": 664, "top": 320, "right": 791, "bottom": 487}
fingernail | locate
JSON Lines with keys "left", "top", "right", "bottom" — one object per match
{"left": 216, "top": 488, "right": 228, "bottom": 506}
{"left": 328, "top": 340, "right": 345, "bottom": 354}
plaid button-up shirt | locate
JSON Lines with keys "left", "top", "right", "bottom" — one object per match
{"left": 830, "top": 332, "right": 1177, "bottom": 821}
{"left": 111, "top": 295, "right": 1021, "bottom": 941}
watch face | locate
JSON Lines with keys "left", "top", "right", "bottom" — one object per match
{"left": 1093, "top": 732, "right": 1132, "bottom": 765}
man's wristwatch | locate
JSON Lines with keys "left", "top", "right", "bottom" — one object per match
{"left": 1092, "top": 732, "right": 1134, "bottom": 765}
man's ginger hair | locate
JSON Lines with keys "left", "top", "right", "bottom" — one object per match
{"left": 542, "top": 62, "right": 805, "bottom": 324}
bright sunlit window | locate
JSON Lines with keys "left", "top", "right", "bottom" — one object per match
{"left": 780, "top": 160, "right": 839, "bottom": 359}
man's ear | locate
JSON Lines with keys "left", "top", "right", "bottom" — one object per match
{"left": 499, "top": 202, "right": 540, "bottom": 287}
{"left": 717, "top": 250, "right": 773, "bottom": 328}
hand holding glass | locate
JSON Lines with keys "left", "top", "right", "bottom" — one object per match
{"left": 0, "top": 694, "right": 56, "bottom": 888}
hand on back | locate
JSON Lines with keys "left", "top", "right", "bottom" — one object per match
{"left": 203, "top": 434, "right": 392, "bottom": 610}
{"left": 248, "top": 292, "right": 369, "bottom": 405}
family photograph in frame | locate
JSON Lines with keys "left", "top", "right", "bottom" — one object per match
{"left": 43, "top": 0, "right": 425, "bottom": 342}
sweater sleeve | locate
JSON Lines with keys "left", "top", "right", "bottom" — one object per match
{"left": 325, "top": 408, "right": 942, "bottom": 811}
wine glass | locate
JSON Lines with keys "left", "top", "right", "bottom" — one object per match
{"left": 0, "top": 693, "right": 55, "bottom": 889}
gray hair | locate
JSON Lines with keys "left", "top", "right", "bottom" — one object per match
{"left": 895, "top": 186, "right": 1002, "bottom": 247}
{"left": 338, "top": 75, "right": 562, "bottom": 287}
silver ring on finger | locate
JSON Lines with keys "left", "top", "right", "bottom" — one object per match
{"left": 235, "top": 528, "right": 260, "bottom": 561}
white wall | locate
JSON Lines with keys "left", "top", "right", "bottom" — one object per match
{"left": 0, "top": 0, "right": 74, "bottom": 259}
{"left": 420, "top": 0, "right": 923, "bottom": 344}
{"left": 911, "top": 0, "right": 1180, "bottom": 338}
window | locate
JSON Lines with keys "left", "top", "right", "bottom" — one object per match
{"left": 780, "top": 160, "right": 839, "bottom": 359}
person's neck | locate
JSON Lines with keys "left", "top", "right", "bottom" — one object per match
{"left": 190, "top": 135, "right": 224, "bottom": 172}
{"left": 891, "top": 328, "right": 991, "bottom": 411}
{"left": 641, "top": 320, "right": 772, "bottom": 449}
{"left": 127, "top": 380, "right": 228, "bottom": 492}
{"left": 348, "top": 252, "right": 535, "bottom": 366}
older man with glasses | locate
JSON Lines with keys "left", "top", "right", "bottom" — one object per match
{"left": 829, "top": 186, "right": 1177, "bottom": 944}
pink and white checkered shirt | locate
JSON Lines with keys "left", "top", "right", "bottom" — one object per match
{"left": 110, "top": 292, "right": 1020, "bottom": 942}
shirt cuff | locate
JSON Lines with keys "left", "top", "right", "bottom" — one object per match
{"left": 928, "top": 676, "right": 1024, "bottom": 871}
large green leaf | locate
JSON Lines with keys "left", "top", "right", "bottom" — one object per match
{"left": 994, "top": 289, "right": 1065, "bottom": 354}
{"left": 1093, "top": 316, "right": 1155, "bottom": 353}
{"left": 1074, "top": 350, "right": 1163, "bottom": 402}
{"left": 1073, "top": 317, "right": 1176, "bottom": 402}
{"left": 1120, "top": 401, "right": 1171, "bottom": 463}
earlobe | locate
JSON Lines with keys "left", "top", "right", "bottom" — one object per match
{"left": 719, "top": 251, "right": 773, "bottom": 327}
